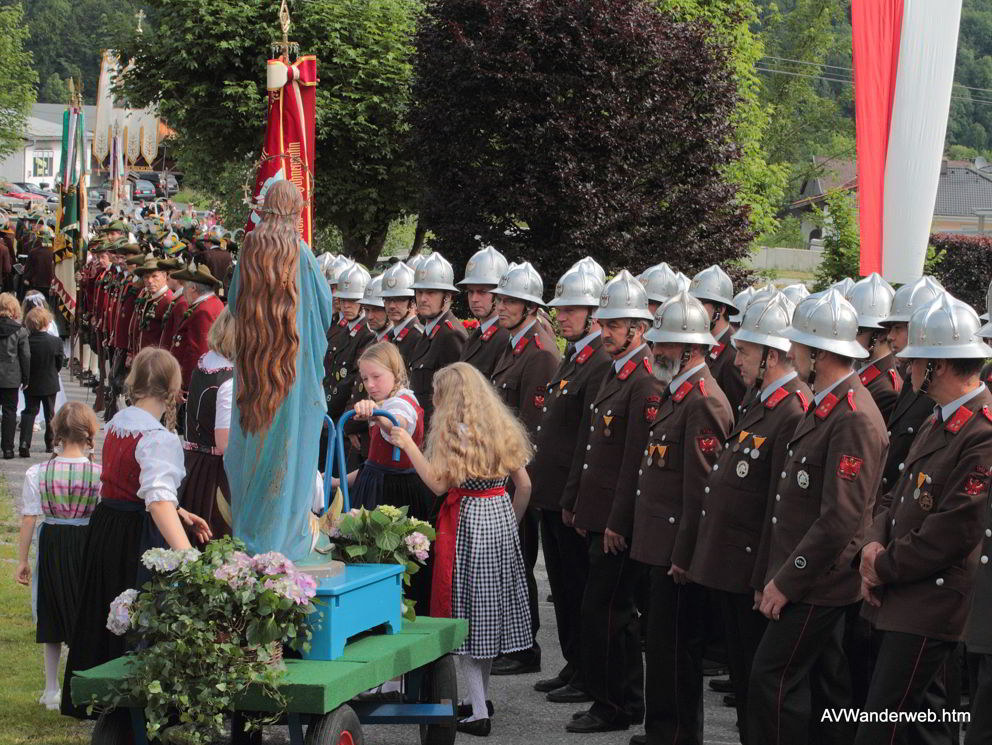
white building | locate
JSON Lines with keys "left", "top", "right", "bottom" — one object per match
{"left": 0, "top": 103, "right": 96, "bottom": 188}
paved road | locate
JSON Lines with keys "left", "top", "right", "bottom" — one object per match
{"left": 3, "top": 370, "right": 741, "bottom": 744}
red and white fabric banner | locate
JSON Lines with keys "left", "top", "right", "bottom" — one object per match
{"left": 853, "top": 0, "right": 962, "bottom": 283}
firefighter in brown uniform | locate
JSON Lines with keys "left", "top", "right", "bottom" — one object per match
{"left": 380, "top": 260, "right": 423, "bottom": 365}
{"left": 458, "top": 246, "right": 510, "bottom": 378}
{"left": 324, "top": 263, "right": 373, "bottom": 422}
{"left": 850, "top": 273, "right": 901, "bottom": 421}
{"left": 530, "top": 266, "right": 610, "bottom": 701}
{"left": 749, "top": 289, "right": 888, "bottom": 745}
{"left": 688, "top": 265, "right": 747, "bottom": 414}
{"left": 640, "top": 262, "right": 681, "bottom": 316}
{"left": 325, "top": 255, "right": 356, "bottom": 349}
{"left": 856, "top": 293, "right": 992, "bottom": 745}
{"left": 486, "top": 263, "right": 561, "bottom": 677}
{"left": 407, "top": 253, "right": 467, "bottom": 427}
{"left": 623, "top": 291, "right": 731, "bottom": 745}
{"left": 561, "top": 270, "right": 660, "bottom": 734}
{"left": 690, "top": 292, "right": 809, "bottom": 744}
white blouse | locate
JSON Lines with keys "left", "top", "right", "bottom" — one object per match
{"left": 107, "top": 406, "right": 186, "bottom": 506}
{"left": 198, "top": 351, "right": 234, "bottom": 432}
{"left": 377, "top": 388, "right": 419, "bottom": 444}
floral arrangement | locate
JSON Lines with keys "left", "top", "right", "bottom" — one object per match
{"left": 325, "top": 504, "right": 436, "bottom": 620}
{"left": 461, "top": 318, "right": 480, "bottom": 330}
{"left": 95, "top": 538, "right": 317, "bottom": 745}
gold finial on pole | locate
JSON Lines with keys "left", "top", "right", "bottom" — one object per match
{"left": 272, "top": 0, "right": 298, "bottom": 60}
{"left": 135, "top": 8, "right": 145, "bottom": 33}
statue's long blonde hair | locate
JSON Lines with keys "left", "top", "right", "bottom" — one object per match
{"left": 235, "top": 180, "right": 302, "bottom": 433}
{"left": 425, "top": 362, "right": 533, "bottom": 487}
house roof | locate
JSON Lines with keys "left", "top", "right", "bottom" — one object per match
{"left": 29, "top": 103, "right": 97, "bottom": 136}
{"left": 23, "top": 116, "right": 65, "bottom": 139}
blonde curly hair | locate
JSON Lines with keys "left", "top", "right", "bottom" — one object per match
{"left": 424, "top": 362, "right": 533, "bottom": 486}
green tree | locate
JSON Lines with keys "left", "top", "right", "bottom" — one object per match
{"left": 118, "top": 0, "right": 420, "bottom": 267}
{"left": 39, "top": 73, "right": 68, "bottom": 104}
{"left": 0, "top": 2, "right": 37, "bottom": 159}
{"left": 813, "top": 190, "right": 860, "bottom": 290}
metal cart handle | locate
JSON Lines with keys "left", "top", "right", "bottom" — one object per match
{"left": 323, "top": 408, "right": 401, "bottom": 515}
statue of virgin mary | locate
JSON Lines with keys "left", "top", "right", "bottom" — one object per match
{"left": 224, "top": 179, "right": 334, "bottom": 562}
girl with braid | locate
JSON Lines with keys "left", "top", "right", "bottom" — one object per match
{"left": 61, "top": 348, "right": 211, "bottom": 717}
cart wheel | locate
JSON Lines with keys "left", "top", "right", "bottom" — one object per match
{"left": 305, "top": 704, "right": 364, "bottom": 745}
{"left": 91, "top": 710, "right": 133, "bottom": 745}
{"left": 419, "top": 654, "right": 457, "bottom": 745}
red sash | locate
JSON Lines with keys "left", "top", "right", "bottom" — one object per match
{"left": 430, "top": 485, "right": 506, "bottom": 618}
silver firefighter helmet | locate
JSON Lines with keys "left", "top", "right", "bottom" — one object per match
{"left": 493, "top": 261, "right": 545, "bottom": 306}
{"left": 642, "top": 263, "right": 682, "bottom": 305}
{"left": 645, "top": 290, "right": 718, "bottom": 346}
{"left": 883, "top": 276, "right": 944, "bottom": 324}
{"left": 594, "top": 270, "right": 653, "bottom": 322}
{"left": 411, "top": 253, "right": 459, "bottom": 293}
{"left": 549, "top": 267, "right": 604, "bottom": 308}
{"left": 729, "top": 287, "right": 756, "bottom": 324}
{"left": 783, "top": 288, "right": 868, "bottom": 359}
{"left": 981, "top": 277, "right": 992, "bottom": 322}
{"left": 362, "top": 274, "right": 386, "bottom": 308}
{"left": 902, "top": 292, "right": 992, "bottom": 359}
{"left": 848, "top": 272, "right": 895, "bottom": 329}
{"left": 328, "top": 255, "right": 355, "bottom": 287}
{"left": 689, "top": 265, "right": 737, "bottom": 313}
{"left": 732, "top": 293, "right": 796, "bottom": 353}
{"left": 830, "top": 277, "right": 856, "bottom": 299}
{"left": 458, "top": 245, "right": 509, "bottom": 288}
{"left": 379, "top": 261, "right": 417, "bottom": 298}
{"left": 570, "top": 256, "right": 606, "bottom": 285}
{"left": 780, "top": 283, "right": 811, "bottom": 306}
{"left": 334, "top": 263, "right": 372, "bottom": 300}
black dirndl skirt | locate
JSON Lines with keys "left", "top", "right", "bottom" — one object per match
{"left": 36, "top": 522, "right": 89, "bottom": 644}
{"left": 177, "top": 450, "right": 231, "bottom": 545}
{"left": 60, "top": 499, "right": 163, "bottom": 718}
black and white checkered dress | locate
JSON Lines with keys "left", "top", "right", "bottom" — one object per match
{"left": 451, "top": 477, "right": 534, "bottom": 658}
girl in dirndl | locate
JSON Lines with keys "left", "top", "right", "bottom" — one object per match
{"left": 391, "top": 361, "right": 534, "bottom": 737}
{"left": 61, "top": 348, "right": 212, "bottom": 718}
{"left": 15, "top": 403, "right": 101, "bottom": 710}
{"left": 177, "top": 308, "right": 235, "bottom": 543}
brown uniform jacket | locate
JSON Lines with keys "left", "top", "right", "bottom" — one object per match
{"left": 491, "top": 320, "right": 560, "bottom": 437}
{"left": 408, "top": 309, "right": 467, "bottom": 425}
{"left": 691, "top": 374, "right": 811, "bottom": 594}
{"left": 460, "top": 319, "right": 509, "bottom": 379}
{"left": 563, "top": 344, "right": 662, "bottom": 537}
{"left": 138, "top": 288, "right": 174, "bottom": 351}
{"left": 875, "top": 371, "right": 934, "bottom": 515}
{"left": 863, "top": 387, "right": 992, "bottom": 642}
{"left": 631, "top": 363, "right": 732, "bottom": 568}
{"left": 324, "top": 315, "right": 375, "bottom": 420}
{"left": 530, "top": 335, "right": 611, "bottom": 511}
{"left": 388, "top": 317, "right": 423, "bottom": 366}
{"left": 763, "top": 374, "right": 888, "bottom": 606}
{"left": 859, "top": 353, "right": 902, "bottom": 422}
{"left": 706, "top": 325, "right": 747, "bottom": 416}
{"left": 967, "top": 463, "right": 992, "bottom": 654}
{"left": 159, "top": 292, "right": 188, "bottom": 349}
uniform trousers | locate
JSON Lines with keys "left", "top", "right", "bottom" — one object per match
{"left": 853, "top": 631, "right": 957, "bottom": 745}
{"left": 967, "top": 653, "right": 992, "bottom": 745}
{"left": 580, "top": 534, "right": 644, "bottom": 725}
{"left": 643, "top": 568, "right": 706, "bottom": 745}
{"left": 539, "top": 507, "right": 588, "bottom": 686}
{"left": 748, "top": 602, "right": 854, "bottom": 745}
{"left": 719, "top": 589, "right": 767, "bottom": 745}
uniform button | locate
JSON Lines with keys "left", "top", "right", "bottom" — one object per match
{"left": 712, "top": 464, "right": 719, "bottom": 471}
{"left": 891, "top": 519, "right": 896, "bottom": 526}
{"left": 590, "top": 404, "right": 594, "bottom": 411}
{"left": 771, "top": 516, "right": 778, "bottom": 524}
{"left": 908, "top": 427, "right": 914, "bottom": 434}
{"left": 638, "top": 469, "right": 643, "bottom": 475}
{"left": 986, "top": 529, "right": 991, "bottom": 538}
{"left": 745, "top": 546, "right": 752, "bottom": 553}
{"left": 668, "top": 517, "right": 676, "bottom": 524}
{"left": 743, "top": 447, "right": 750, "bottom": 454}
{"left": 583, "top": 464, "right": 588, "bottom": 470}
{"left": 701, "top": 510, "right": 706, "bottom": 517}
{"left": 636, "top": 489, "right": 641, "bottom": 496}
{"left": 607, "top": 410, "right": 612, "bottom": 416}
{"left": 590, "top": 426, "right": 594, "bottom": 432}
{"left": 789, "top": 450, "right": 793, "bottom": 457}
{"left": 587, "top": 445, "right": 592, "bottom": 451}
{"left": 887, "top": 430, "right": 892, "bottom": 436}
{"left": 898, "top": 463, "right": 905, "bottom": 471}
{"left": 781, "top": 471, "right": 787, "bottom": 479}
{"left": 936, "top": 578, "right": 944, "bottom": 587}
{"left": 775, "top": 494, "right": 781, "bottom": 502}
{"left": 661, "top": 433, "right": 667, "bottom": 441}
{"left": 536, "top": 426, "right": 541, "bottom": 431}
{"left": 595, "top": 408, "right": 599, "bottom": 413}
{"left": 644, "top": 449, "right": 649, "bottom": 456}
{"left": 900, "top": 497, "right": 904, "bottom": 504}
{"left": 801, "top": 456, "right": 807, "bottom": 464}
{"left": 542, "top": 407, "right": 547, "bottom": 412}
{"left": 983, "top": 556, "right": 990, "bottom": 565}
{"left": 882, "top": 478, "right": 888, "bottom": 485}
{"left": 704, "top": 486, "right": 710, "bottom": 494}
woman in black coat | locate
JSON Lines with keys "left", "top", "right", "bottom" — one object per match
{"left": 0, "top": 292, "right": 29, "bottom": 458}
{"left": 20, "top": 306, "right": 63, "bottom": 455}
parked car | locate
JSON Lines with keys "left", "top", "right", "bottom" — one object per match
{"left": 1, "top": 184, "right": 46, "bottom": 203}
{"left": 12, "top": 183, "right": 58, "bottom": 204}
{"left": 131, "top": 179, "right": 156, "bottom": 201}
{"left": 141, "top": 171, "right": 181, "bottom": 198}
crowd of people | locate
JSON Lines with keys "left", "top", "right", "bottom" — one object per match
{"left": 8, "top": 185, "right": 992, "bottom": 745}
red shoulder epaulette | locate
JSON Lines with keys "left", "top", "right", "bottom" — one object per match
{"left": 513, "top": 336, "right": 531, "bottom": 356}
{"left": 673, "top": 380, "right": 693, "bottom": 402}
{"left": 443, "top": 319, "right": 455, "bottom": 331}
{"left": 859, "top": 365, "right": 881, "bottom": 385}
{"left": 815, "top": 392, "right": 839, "bottom": 419}
{"left": 698, "top": 378, "right": 708, "bottom": 397}
{"left": 709, "top": 342, "right": 726, "bottom": 360}
{"left": 888, "top": 368, "right": 902, "bottom": 392}
{"left": 642, "top": 356, "right": 652, "bottom": 374}
{"left": 796, "top": 389, "right": 809, "bottom": 412}
{"left": 617, "top": 359, "right": 638, "bottom": 380}
{"left": 533, "top": 334, "right": 544, "bottom": 350}
{"left": 396, "top": 327, "right": 409, "bottom": 341}
{"left": 847, "top": 389, "right": 857, "bottom": 411}
{"left": 576, "top": 346, "right": 594, "bottom": 364}
{"left": 765, "top": 386, "right": 789, "bottom": 409}
{"left": 338, "top": 318, "right": 348, "bottom": 327}
{"left": 430, "top": 323, "right": 441, "bottom": 338}
{"left": 983, "top": 405, "right": 992, "bottom": 423}
{"left": 481, "top": 324, "right": 498, "bottom": 341}
{"left": 946, "top": 406, "right": 975, "bottom": 433}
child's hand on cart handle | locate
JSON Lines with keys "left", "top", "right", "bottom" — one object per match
{"left": 353, "top": 400, "right": 377, "bottom": 420}
{"left": 390, "top": 427, "right": 415, "bottom": 453}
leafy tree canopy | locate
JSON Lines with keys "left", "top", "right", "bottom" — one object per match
{"left": 0, "top": 2, "right": 37, "bottom": 159}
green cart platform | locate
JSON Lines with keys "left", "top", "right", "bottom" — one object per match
{"left": 71, "top": 616, "right": 468, "bottom": 745}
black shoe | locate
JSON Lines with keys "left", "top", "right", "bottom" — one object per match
{"left": 18, "top": 447, "right": 30, "bottom": 458}
{"left": 565, "top": 713, "right": 628, "bottom": 734}
{"left": 629, "top": 736, "right": 646, "bottom": 745}
{"left": 702, "top": 659, "right": 728, "bottom": 677}
{"left": 457, "top": 701, "right": 494, "bottom": 718}
{"left": 457, "top": 717, "right": 492, "bottom": 737}
{"left": 534, "top": 676, "right": 566, "bottom": 693}
{"left": 708, "top": 677, "right": 734, "bottom": 693}
{"left": 547, "top": 684, "right": 592, "bottom": 704}
{"left": 723, "top": 694, "right": 737, "bottom": 707}
{"left": 491, "top": 656, "right": 540, "bottom": 676}
{"left": 571, "top": 709, "right": 591, "bottom": 720}
{"left": 2, "top": 450, "right": 13, "bottom": 460}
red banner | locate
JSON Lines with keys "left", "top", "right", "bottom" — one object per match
{"left": 246, "top": 54, "right": 317, "bottom": 245}
{"left": 852, "top": 0, "right": 903, "bottom": 276}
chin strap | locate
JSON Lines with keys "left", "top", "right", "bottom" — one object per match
{"left": 808, "top": 348, "right": 819, "bottom": 388}
{"left": 919, "top": 359, "right": 936, "bottom": 395}
{"left": 756, "top": 346, "right": 770, "bottom": 387}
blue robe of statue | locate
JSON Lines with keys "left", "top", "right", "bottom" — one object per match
{"left": 225, "top": 240, "right": 334, "bottom": 562}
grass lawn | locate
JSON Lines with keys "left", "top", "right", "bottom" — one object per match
{"left": 0, "top": 475, "right": 89, "bottom": 745}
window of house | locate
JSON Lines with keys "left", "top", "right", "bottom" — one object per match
{"left": 32, "top": 151, "right": 54, "bottom": 178}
